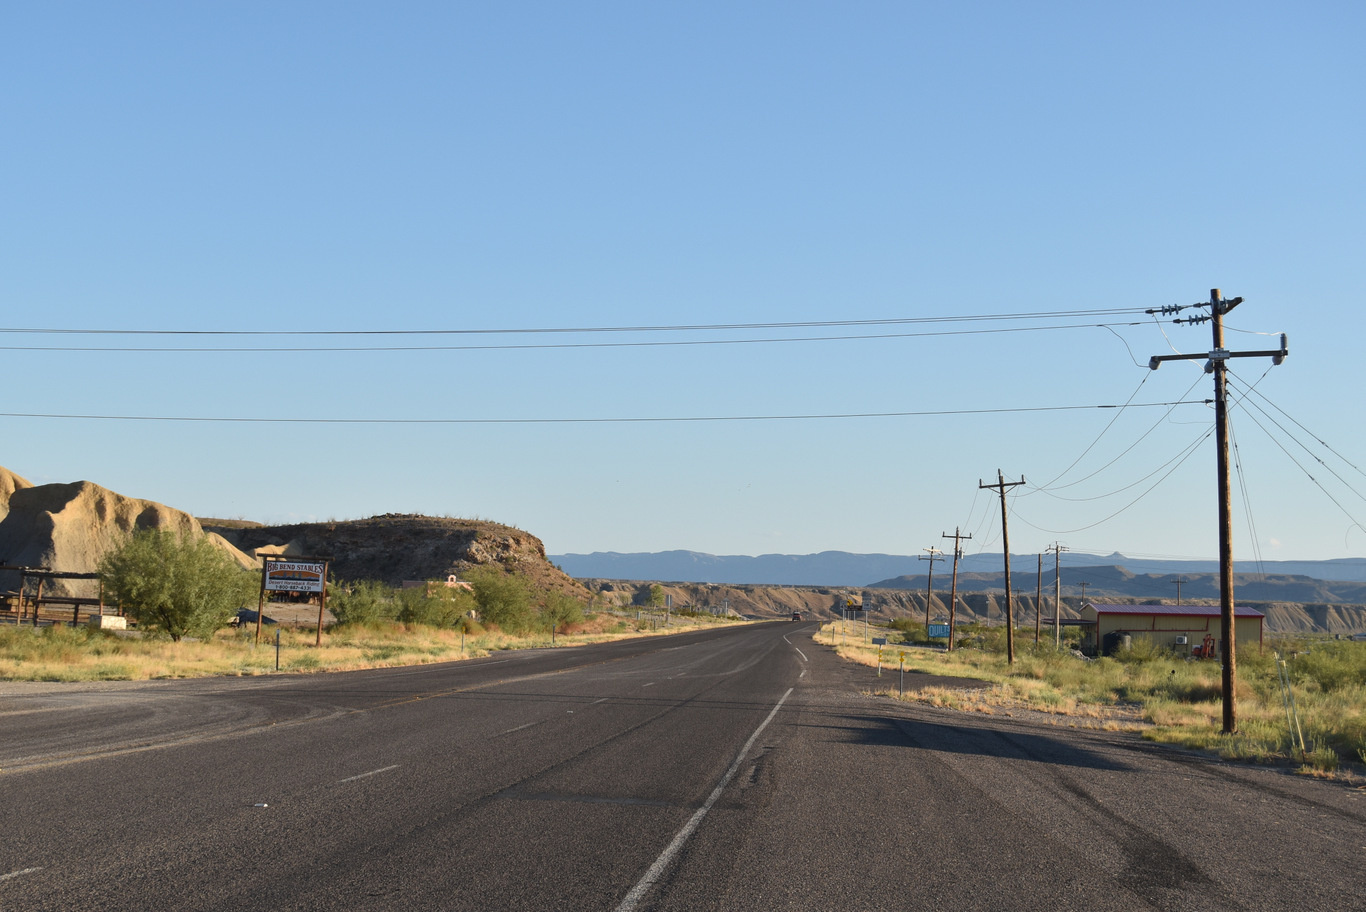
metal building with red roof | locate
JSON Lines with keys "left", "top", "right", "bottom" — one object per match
{"left": 1079, "top": 602, "right": 1265, "bottom": 658}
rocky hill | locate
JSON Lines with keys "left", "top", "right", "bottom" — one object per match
{"left": 0, "top": 466, "right": 254, "bottom": 597}
{"left": 555, "top": 549, "right": 1366, "bottom": 587}
{"left": 203, "top": 514, "right": 588, "bottom": 599}
{"left": 1, "top": 466, "right": 585, "bottom": 604}
{"left": 578, "top": 579, "right": 1366, "bottom": 635}
{"left": 870, "top": 565, "right": 1366, "bottom": 604}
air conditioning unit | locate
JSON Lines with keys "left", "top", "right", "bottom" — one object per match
{"left": 1175, "top": 636, "right": 1188, "bottom": 645}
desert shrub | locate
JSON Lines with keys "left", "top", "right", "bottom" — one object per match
{"left": 328, "top": 580, "right": 397, "bottom": 626}
{"left": 465, "top": 566, "right": 534, "bottom": 633}
{"left": 971, "top": 625, "right": 1011, "bottom": 654}
{"left": 541, "top": 591, "right": 585, "bottom": 631}
{"left": 100, "top": 530, "right": 257, "bottom": 641}
{"left": 397, "top": 583, "right": 475, "bottom": 628}
{"left": 886, "top": 617, "right": 928, "bottom": 643}
{"left": 1285, "top": 641, "right": 1366, "bottom": 693}
{"left": 1111, "top": 635, "right": 1164, "bottom": 664}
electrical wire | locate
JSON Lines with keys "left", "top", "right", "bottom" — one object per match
{"left": 0, "top": 321, "right": 1151, "bottom": 354}
{"left": 1228, "top": 370, "right": 1366, "bottom": 506}
{"left": 1027, "top": 424, "right": 1212, "bottom": 504}
{"left": 0, "top": 399, "right": 1209, "bottom": 426}
{"left": 1151, "top": 313, "right": 1187, "bottom": 356}
{"left": 1227, "top": 374, "right": 1366, "bottom": 537}
{"left": 1012, "top": 427, "right": 1213, "bottom": 535}
{"left": 1028, "top": 373, "right": 1152, "bottom": 492}
{"left": 1227, "top": 409, "right": 1266, "bottom": 577}
{"left": 1026, "top": 373, "right": 1209, "bottom": 496}
{"left": 0, "top": 307, "right": 1154, "bottom": 338}
{"left": 1230, "top": 372, "right": 1366, "bottom": 483}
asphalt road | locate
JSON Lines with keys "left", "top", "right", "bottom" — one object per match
{"left": 1, "top": 622, "right": 1363, "bottom": 911}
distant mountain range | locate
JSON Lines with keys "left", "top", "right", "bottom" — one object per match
{"left": 550, "top": 549, "right": 1366, "bottom": 589}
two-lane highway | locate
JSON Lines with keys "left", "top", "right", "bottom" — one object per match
{"left": 1, "top": 622, "right": 806, "bottom": 911}
{"left": 3, "top": 621, "right": 1364, "bottom": 911}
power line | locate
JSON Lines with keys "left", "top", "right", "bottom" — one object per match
{"left": 1026, "top": 373, "right": 1208, "bottom": 496}
{"left": 1013, "top": 426, "right": 1213, "bottom": 535}
{"left": 1027, "top": 424, "right": 1213, "bottom": 504}
{"left": 1229, "top": 372, "right": 1366, "bottom": 506}
{"left": 1229, "top": 381, "right": 1366, "bottom": 536}
{"left": 1027, "top": 372, "right": 1153, "bottom": 492}
{"left": 0, "top": 307, "right": 1152, "bottom": 338}
{"left": 0, "top": 321, "right": 1151, "bottom": 354}
{"left": 0, "top": 399, "right": 1209, "bottom": 426}
{"left": 1229, "top": 370, "right": 1366, "bottom": 484}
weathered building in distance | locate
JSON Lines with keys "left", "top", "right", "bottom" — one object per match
{"left": 1079, "top": 602, "right": 1265, "bottom": 657}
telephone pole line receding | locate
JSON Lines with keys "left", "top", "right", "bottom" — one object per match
{"left": 942, "top": 528, "right": 972, "bottom": 652}
{"left": 980, "top": 470, "right": 1026, "bottom": 664}
{"left": 1148, "top": 288, "right": 1288, "bottom": 734}
{"left": 1035, "top": 553, "right": 1043, "bottom": 645}
{"left": 920, "top": 547, "right": 945, "bottom": 630}
{"left": 1046, "top": 542, "right": 1068, "bottom": 647}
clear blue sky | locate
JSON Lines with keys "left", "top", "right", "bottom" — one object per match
{"left": 4, "top": 2, "right": 1363, "bottom": 563}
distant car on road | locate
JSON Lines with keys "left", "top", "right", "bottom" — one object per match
{"left": 791, "top": 612, "right": 802, "bottom": 621}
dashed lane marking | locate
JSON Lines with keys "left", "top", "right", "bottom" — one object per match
{"left": 338, "top": 765, "right": 399, "bottom": 784}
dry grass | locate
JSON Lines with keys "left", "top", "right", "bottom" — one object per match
{"left": 0, "top": 612, "right": 745, "bottom": 681}
{"left": 815, "top": 621, "right": 1366, "bottom": 780}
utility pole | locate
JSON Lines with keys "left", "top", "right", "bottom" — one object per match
{"left": 980, "top": 470, "right": 1026, "bottom": 664}
{"left": 1079, "top": 580, "right": 1089, "bottom": 603}
{"left": 942, "top": 528, "right": 971, "bottom": 653}
{"left": 920, "top": 547, "right": 944, "bottom": 630}
{"left": 1047, "top": 543, "right": 1067, "bottom": 647}
{"left": 1148, "top": 289, "right": 1288, "bottom": 734}
{"left": 1172, "top": 576, "right": 1185, "bottom": 606}
{"left": 1035, "top": 553, "right": 1043, "bottom": 645}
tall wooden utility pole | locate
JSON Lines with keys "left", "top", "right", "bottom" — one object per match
{"left": 942, "top": 528, "right": 971, "bottom": 652}
{"left": 1047, "top": 542, "right": 1067, "bottom": 647}
{"left": 1172, "top": 576, "right": 1185, "bottom": 606}
{"left": 1035, "top": 554, "right": 1043, "bottom": 645}
{"left": 1148, "top": 288, "right": 1287, "bottom": 734}
{"left": 980, "top": 471, "right": 1026, "bottom": 664}
{"left": 920, "top": 547, "right": 944, "bottom": 630}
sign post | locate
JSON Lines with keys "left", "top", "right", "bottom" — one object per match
{"left": 259, "top": 557, "right": 330, "bottom": 646}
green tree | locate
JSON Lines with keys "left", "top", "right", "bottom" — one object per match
{"left": 99, "top": 530, "right": 256, "bottom": 641}
{"left": 541, "top": 590, "right": 585, "bottom": 632}
{"left": 647, "top": 584, "right": 666, "bottom": 609}
{"left": 465, "top": 566, "right": 533, "bottom": 633}
{"left": 328, "top": 579, "right": 397, "bottom": 626}
{"left": 398, "top": 582, "right": 475, "bottom": 627}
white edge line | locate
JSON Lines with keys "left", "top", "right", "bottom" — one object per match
{"left": 642, "top": 682, "right": 656, "bottom": 688}
{"left": 0, "top": 867, "right": 42, "bottom": 883}
{"left": 794, "top": 647, "right": 808, "bottom": 662}
{"left": 338, "top": 764, "right": 399, "bottom": 784}
{"left": 591, "top": 698, "right": 608, "bottom": 705}
{"left": 613, "top": 687, "right": 793, "bottom": 912}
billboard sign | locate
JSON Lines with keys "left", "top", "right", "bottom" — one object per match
{"left": 264, "top": 560, "right": 327, "bottom": 593}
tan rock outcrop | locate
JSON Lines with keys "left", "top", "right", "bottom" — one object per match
{"left": 0, "top": 467, "right": 254, "bottom": 597}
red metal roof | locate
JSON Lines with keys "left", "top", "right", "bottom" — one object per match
{"left": 1088, "top": 602, "right": 1264, "bottom": 619}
